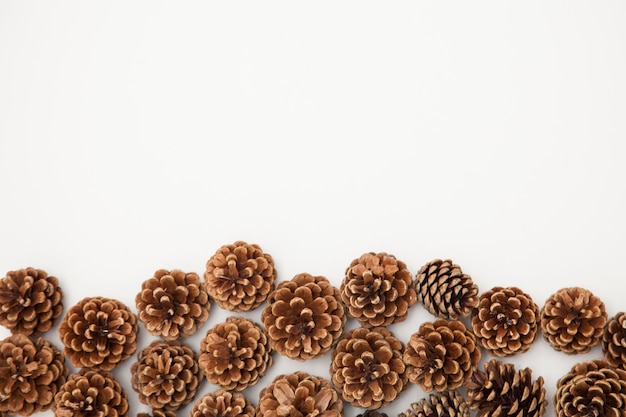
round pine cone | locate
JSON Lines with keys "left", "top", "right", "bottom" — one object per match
{"left": 59, "top": 296, "right": 138, "bottom": 370}
{"left": 199, "top": 316, "right": 272, "bottom": 391}
{"left": 341, "top": 252, "right": 416, "bottom": 328}
{"left": 262, "top": 273, "right": 346, "bottom": 361}
{"left": 357, "top": 411, "right": 389, "bottom": 417}
{"left": 0, "top": 267, "right": 63, "bottom": 336}
{"left": 0, "top": 334, "right": 69, "bottom": 416}
{"left": 54, "top": 369, "right": 129, "bottom": 417}
{"left": 471, "top": 286, "right": 540, "bottom": 356}
{"left": 541, "top": 287, "right": 607, "bottom": 354}
{"left": 257, "top": 372, "right": 342, "bottom": 417}
{"left": 398, "top": 390, "right": 470, "bottom": 417}
{"left": 404, "top": 319, "right": 480, "bottom": 392}
{"left": 330, "top": 327, "right": 407, "bottom": 409}
{"left": 137, "top": 411, "right": 177, "bottom": 417}
{"left": 603, "top": 311, "right": 626, "bottom": 369}
{"left": 136, "top": 269, "right": 210, "bottom": 340}
{"left": 131, "top": 340, "right": 203, "bottom": 411}
{"left": 191, "top": 390, "right": 255, "bottom": 417}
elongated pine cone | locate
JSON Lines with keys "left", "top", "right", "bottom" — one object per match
{"left": 330, "top": 327, "right": 407, "bottom": 409}
{"left": 262, "top": 273, "right": 345, "bottom": 361}
{"left": 357, "top": 411, "right": 388, "bottom": 417}
{"left": 191, "top": 390, "right": 255, "bottom": 417}
{"left": 398, "top": 390, "right": 470, "bottom": 417}
{"left": 0, "top": 334, "right": 69, "bottom": 416}
{"left": 59, "top": 296, "right": 138, "bottom": 370}
{"left": 341, "top": 252, "right": 416, "bottom": 328}
{"left": 136, "top": 269, "right": 210, "bottom": 340}
{"left": 541, "top": 287, "right": 607, "bottom": 354}
{"left": 137, "top": 411, "right": 177, "bottom": 417}
{"left": 404, "top": 319, "right": 480, "bottom": 392}
{"left": 257, "top": 372, "right": 342, "bottom": 417}
{"left": 0, "top": 267, "right": 63, "bottom": 336}
{"left": 603, "top": 311, "right": 626, "bottom": 369}
{"left": 199, "top": 316, "right": 272, "bottom": 391}
{"left": 54, "top": 369, "right": 129, "bottom": 417}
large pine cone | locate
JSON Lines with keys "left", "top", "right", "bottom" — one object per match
{"left": 0, "top": 334, "right": 69, "bottom": 416}
{"left": 257, "top": 371, "right": 342, "bottom": 417}
{"left": 199, "top": 316, "right": 272, "bottom": 391}
{"left": 0, "top": 267, "right": 63, "bottom": 336}
{"left": 136, "top": 269, "right": 210, "bottom": 340}
{"left": 59, "top": 296, "right": 139, "bottom": 370}
{"left": 190, "top": 390, "right": 255, "bottom": 417}
{"left": 404, "top": 319, "right": 480, "bottom": 392}
{"left": 541, "top": 287, "right": 607, "bottom": 354}
{"left": 603, "top": 311, "right": 626, "bottom": 369}
{"left": 398, "top": 390, "right": 470, "bottom": 417}
{"left": 341, "top": 252, "right": 416, "bottom": 328}
{"left": 330, "top": 327, "right": 407, "bottom": 409}
{"left": 131, "top": 340, "right": 203, "bottom": 411}
{"left": 357, "top": 411, "right": 388, "bottom": 417}
{"left": 262, "top": 273, "right": 345, "bottom": 361}
{"left": 54, "top": 369, "right": 129, "bottom": 417}
{"left": 137, "top": 410, "right": 177, "bottom": 417}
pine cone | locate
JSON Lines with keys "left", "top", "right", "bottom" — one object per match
{"left": 398, "top": 390, "right": 470, "bottom": 417}
{"left": 257, "top": 372, "right": 342, "bottom": 417}
{"left": 191, "top": 390, "right": 255, "bottom": 417}
{"left": 58, "top": 296, "right": 139, "bottom": 370}
{"left": 199, "top": 316, "right": 272, "bottom": 391}
{"left": 131, "top": 340, "right": 203, "bottom": 411}
{"left": 404, "top": 319, "right": 480, "bottom": 392}
{"left": 0, "top": 334, "right": 69, "bottom": 416}
{"left": 466, "top": 359, "right": 547, "bottom": 417}
{"left": 262, "top": 273, "right": 346, "bottom": 361}
{"left": 340, "top": 252, "right": 416, "bottom": 328}
{"left": 415, "top": 259, "right": 479, "bottom": 320}
{"left": 54, "top": 369, "right": 129, "bottom": 417}
{"left": 540, "top": 287, "right": 607, "bottom": 354}
{"left": 0, "top": 267, "right": 63, "bottom": 336}
{"left": 357, "top": 411, "right": 388, "bottom": 417}
{"left": 471, "top": 286, "right": 540, "bottom": 356}
{"left": 136, "top": 269, "right": 210, "bottom": 340}
{"left": 602, "top": 311, "right": 626, "bottom": 369}
{"left": 330, "top": 327, "right": 407, "bottom": 409}
{"left": 137, "top": 410, "right": 177, "bottom": 417}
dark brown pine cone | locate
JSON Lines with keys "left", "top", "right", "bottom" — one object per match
{"left": 58, "top": 296, "right": 139, "bottom": 370}
{"left": 540, "top": 287, "right": 607, "bottom": 354}
{"left": 257, "top": 372, "right": 342, "bottom": 417}
{"left": 398, "top": 390, "right": 470, "bottom": 417}
{"left": 602, "top": 311, "right": 626, "bottom": 369}
{"left": 415, "top": 259, "right": 479, "bottom": 320}
{"left": 404, "top": 319, "right": 480, "bottom": 392}
{"left": 471, "top": 286, "right": 540, "bottom": 356}
{"left": 356, "top": 411, "right": 388, "bottom": 417}
{"left": 262, "top": 273, "right": 346, "bottom": 361}
{"left": 0, "top": 334, "right": 69, "bottom": 416}
{"left": 136, "top": 269, "right": 210, "bottom": 340}
{"left": 131, "top": 340, "right": 203, "bottom": 411}
{"left": 341, "top": 252, "right": 416, "bottom": 328}
{"left": 199, "top": 316, "right": 272, "bottom": 391}
{"left": 0, "top": 267, "right": 64, "bottom": 336}
{"left": 330, "top": 327, "right": 407, "bottom": 409}
{"left": 54, "top": 369, "right": 129, "bottom": 417}
{"left": 190, "top": 390, "right": 255, "bottom": 417}
{"left": 137, "top": 410, "right": 177, "bottom": 417}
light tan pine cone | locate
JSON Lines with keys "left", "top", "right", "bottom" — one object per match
{"left": 398, "top": 390, "right": 470, "bottom": 417}
{"left": 262, "top": 273, "right": 346, "bottom": 361}
{"left": 54, "top": 369, "right": 129, "bottom": 417}
{"left": 0, "top": 334, "right": 69, "bottom": 416}
{"left": 190, "top": 390, "right": 255, "bottom": 417}
{"left": 136, "top": 269, "right": 210, "bottom": 340}
{"left": 404, "top": 319, "right": 480, "bottom": 392}
{"left": 0, "top": 267, "right": 63, "bottom": 336}
{"left": 603, "top": 311, "right": 626, "bottom": 369}
{"left": 58, "top": 296, "right": 139, "bottom": 370}
{"left": 137, "top": 410, "right": 177, "bottom": 417}
{"left": 540, "top": 287, "right": 607, "bottom": 354}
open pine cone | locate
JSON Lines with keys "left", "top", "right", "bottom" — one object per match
{"left": 356, "top": 411, "right": 388, "bottom": 417}
{"left": 137, "top": 410, "right": 177, "bottom": 417}
{"left": 191, "top": 390, "right": 255, "bottom": 417}
{"left": 398, "top": 390, "right": 470, "bottom": 417}
{"left": 262, "top": 273, "right": 345, "bottom": 361}
{"left": 603, "top": 311, "right": 626, "bottom": 369}
{"left": 0, "top": 267, "right": 63, "bottom": 336}
{"left": 54, "top": 369, "right": 129, "bottom": 417}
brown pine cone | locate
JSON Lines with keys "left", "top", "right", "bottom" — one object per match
{"left": 257, "top": 371, "right": 342, "bottom": 417}
{"left": 58, "top": 296, "right": 139, "bottom": 370}
{"left": 131, "top": 340, "right": 203, "bottom": 411}
{"left": 330, "top": 327, "right": 407, "bottom": 409}
{"left": 261, "top": 273, "right": 346, "bottom": 361}
{"left": 136, "top": 269, "right": 210, "bottom": 340}
{"left": 191, "top": 390, "right": 255, "bottom": 417}
{"left": 0, "top": 267, "right": 63, "bottom": 336}
{"left": 404, "top": 319, "right": 480, "bottom": 392}
{"left": 137, "top": 411, "right": 177, "bottom": 417}
{"left": 54, "top": 369, "right": 129, "bottom": 417}
{"left": 602, "top": 311, "right": 626, "bottom": 369}
{"left": 341, "top": 252, "right": 416, "bottom": 328}
{"left": 199, "top": 316, "right": 272, "bottom": 391}
{"left": 398, "top": 390, "right": 470, "bottom": 417}
{"left": 471, "top": 286, "right": 540, "bottom": 356}
{"left": 357, "top": 411, "right": 388, "bottom": 417}
{"left": 0, "top": 334, "right": 69, "bottom": 416}
{"left": 540, "top": 287, "right": 607, "bottom": 354}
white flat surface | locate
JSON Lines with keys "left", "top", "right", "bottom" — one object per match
{"left": 1, "top": 2, "right": 626, "bottom": 416}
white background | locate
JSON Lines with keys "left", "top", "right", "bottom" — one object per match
{"left": 1, "top": 2, "right": 626, "bottom": 417}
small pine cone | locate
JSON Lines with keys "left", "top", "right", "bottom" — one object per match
{"left": 262, "top": 273, "right": 346, "bottom": 361}
{"left": 257, "top": 372, "right": 342, "bottom": 417}
{"left": 357, "top": 411, "right": 389, "bottom": 417}
{"left": 0, "top": 267, "right": 63, "bottom": 336}
{"left": 199, "top": 316, "right": 272, "bottom": 391}
{"left": 404, "top": 319, "right": 480, "bottom": 392}
{"left": 341, "top": 252, "right": 416, "bottom": 328}
{"left": 398, "top": 390, "right": 470, "bottom": 417}
{"left": 59, "top": 296, "right": 139, "bottom": 370}
{"left": 191, "top": 390, "right": 255, "bottom": 417}
{"left": 137, "top": 411, "right": 177, "bottom": 417}
{"left": 54, "top": 369, "right": 129, "bottom": 417}
{"left": 540, "top": 287, "right": 607, "bottom": 354}
{"left": 602, "top": 311, "right": 626, "bottom": 369}
{"left": 330, "top": 327, "right": 407, "bottom": 409}
{"left": 0, "top": 334, "right": 69, "bottom": 416}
